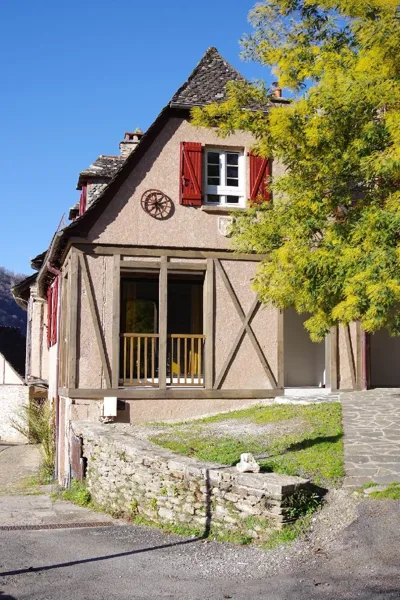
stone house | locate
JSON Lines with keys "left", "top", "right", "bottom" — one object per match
{"left": 12, "top": 47, "right": 398, "bottom": 483}
{"left": 0, "top": 326, "right": 29, "bottom": 442}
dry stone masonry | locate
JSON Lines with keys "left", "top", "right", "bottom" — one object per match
{"left": 73, "top": 422, "right": 317, "bottom": 540}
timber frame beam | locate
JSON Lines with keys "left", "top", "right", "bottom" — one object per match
{"left": 58, "top": 388, "right": 282, "bottom": 400}
{"left": 65, "top": 240, "right": 267, "bottom": 262}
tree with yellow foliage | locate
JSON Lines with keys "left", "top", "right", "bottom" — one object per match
{"left": 193, "top": 0, "right": 400, "bottom": 341}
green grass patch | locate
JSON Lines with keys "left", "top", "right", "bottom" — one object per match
{"left": 369, "top": 483, "right": 400, "bottom": 500}
{"left": 150, "top": 403, "right": 343, "bottom": 487}
{"left": 55, "top": 479, "right": 92, "bottom": 507}
{"left": 263, "top": 514, "right": 314, "bottom": 549}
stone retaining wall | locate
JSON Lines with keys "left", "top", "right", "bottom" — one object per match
{"left": 74, "top": 422, "right": 316, "bottom": 540}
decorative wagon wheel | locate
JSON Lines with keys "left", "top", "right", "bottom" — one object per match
{"left": 140, "top": 189, "right": 173, "bottom": 220}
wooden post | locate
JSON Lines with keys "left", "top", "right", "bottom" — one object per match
{"left": 158, "top": 256, "right": 168, "bottom": 389}
{"left": 112, "top": 254, "right": 121, "bottom": 389}
{"left": 277, "top": 309, "right": 284, "bottom": 389}
{"left": 205, "top": 258, "right": 215, "bottom": 389}
{"left": 68, "top": 249, "right": 79, "bottom": 389}
{"left": 329, "top": 325, "right": 338, "bottom": 391}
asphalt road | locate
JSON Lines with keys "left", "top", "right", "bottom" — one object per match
{"left": 1, "top": 499, "right": 400, "bottom": 600}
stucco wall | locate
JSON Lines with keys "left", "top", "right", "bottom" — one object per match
{"left": 0, "top": 384, "right": 29, "bottom": 442}
{"left": 77, "top": 254, "right": 113, "bottom": 390}
{"left": 215, "top": 260, "right": 278, "bottom": 390}
{"left": 88, "top": 117, "right": 271, "bottom": 249}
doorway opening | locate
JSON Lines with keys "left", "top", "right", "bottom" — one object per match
{"left": 120, "top": 272, "right": 205, "bottom": 387}
{"left": 369, "top": 329, "right": 400, "bottom": 387}
{"left": 284, "top": 309, "right": 326, "bottom": 388}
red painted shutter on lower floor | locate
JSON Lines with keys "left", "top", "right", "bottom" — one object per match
{"left": 47, "top": 278, "right": 59, "bottom": 347}
{"left": 180, "top": 142, "right": 202, "bottom": 206}
{"left": 249, "top": 153, "right": 272, "bottom": 204}
{"left": 47, "top": 286, "right": 53, "bottom": 348}
{"left": 51, "top": 278, "right": 59, "bottom": 346}
{"left": 79, "top": 185, "right": 87, "bottom": 216}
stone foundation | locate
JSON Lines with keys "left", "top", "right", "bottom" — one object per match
{"left": 74, "top": 422, "right": 317, "bottom": 540}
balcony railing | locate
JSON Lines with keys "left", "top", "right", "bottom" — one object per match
{"left": 168, "top": 334, "right": 205, "bottom": 387}
{"left": 121, "top": 333, "right": 205, "bottom": 387}
{"left": 122, "top": 333, "right": 159, "bottom": 386}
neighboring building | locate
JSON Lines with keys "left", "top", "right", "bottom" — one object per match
{"left": 0, "top": 326, "right": 29, "bottom": 442}
{"left": 14, "top": 48, "right": 381, "bottom": 484}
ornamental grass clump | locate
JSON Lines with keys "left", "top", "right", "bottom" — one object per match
{"left": 11, "top": 399, "right": 55, "bottom": 481}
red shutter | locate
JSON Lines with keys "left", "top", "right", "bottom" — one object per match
{"left": 47, "top": 286, "right": 53, "bottom": 348}
{"left": 51, "top": 278, "right": 59, "bottom": 346}
{"left": 47, "top": 278, "right": 59, "bottom": 347}
{"left": 249, "top": 153, "right": 272, "bottom": 204}
{"left": 180, "top": 142, "right": 202, "bottom": 206}
{"left": 79, "top": 185, "right": 87, "bottom": 216}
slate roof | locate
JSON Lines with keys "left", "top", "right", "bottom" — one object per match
{"left": 77, "top": 155, "right": 125, "bottom": 189}
{"left": 170, "top": 47, "right": 246, "bottom": 108}
{"left": 0, "top": 326, "right": 26, "bottom": 379}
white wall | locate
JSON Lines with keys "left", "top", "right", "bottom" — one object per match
{"left": 0, "top": 354, "right": 22, "bottom": 385}
{"left": 370, "top": 329, "right": 400, "bottom": 387}
{"left": 0, "top": 384, "right": 29, "bottom": 442}
{"left": 284, "top": 309, "right": 325, "bottom": 387}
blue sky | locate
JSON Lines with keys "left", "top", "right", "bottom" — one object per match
{"left": 0, "top": 0, "right": 273, "bottom": 274}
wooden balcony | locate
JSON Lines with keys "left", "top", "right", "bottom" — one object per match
{"left": 121, "top": 333, "right": 205, "bottom": 387}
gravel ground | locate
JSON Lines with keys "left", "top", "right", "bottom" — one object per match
{"left": 2, "top": 494, "right": 400, "bottom": 600}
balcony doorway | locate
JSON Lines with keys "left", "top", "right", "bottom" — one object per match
{"left": 120, "top": 272, "right": 205, "bottom": 387}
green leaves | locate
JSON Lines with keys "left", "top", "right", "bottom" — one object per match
{"left": 193, "top": 0, "right": 400, "bottom": 340}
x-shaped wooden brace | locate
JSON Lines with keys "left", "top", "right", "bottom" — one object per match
{"left": 214, "top": 259, "right": 278, "bottom": 389}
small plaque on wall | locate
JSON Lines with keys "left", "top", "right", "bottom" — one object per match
{"left": 217, "top": 216, "right": 234, "bottom": 237}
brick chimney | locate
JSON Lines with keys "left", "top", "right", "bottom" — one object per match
{"left": 119, "top": 128, "right": 144, "bottom": 158}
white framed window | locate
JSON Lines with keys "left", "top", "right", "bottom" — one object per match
{"left": 204, "top": 149, "right": 245, "bottom": 207}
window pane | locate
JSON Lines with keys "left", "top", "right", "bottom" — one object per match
{"left": 207, "top": 152, "right": 220, "bottom": 164}
{"left": 227, "top": 153, "right": 239, "bottom": 166}
{"left": 227, "top": 195, "right": 240, "bottom": 204}
{"left": 207, "top": 165, "right": 219, "bottom": 177}
{"left": 227, "top": 178, "right": 239, "bottom": 187}
{"left": 207, "top": 194, "right": 220, "bottom": 203}
{"left": 227, "top": 166, "right": 238, "bottom": 178}
{"left": 207, "top": 177, "right": 220, "bottom": 186}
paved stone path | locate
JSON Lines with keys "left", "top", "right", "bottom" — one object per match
{"left": 0, "top": 494, "right": 116, "bottom": 527}
{"left": 342, "top": 389, "right": 400, "bottom": 487}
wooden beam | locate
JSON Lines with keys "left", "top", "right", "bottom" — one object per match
{"left": 112, "top": 254, "right": 121, "bottom": 389}
{"left": 78, "top": 252, "right": 111, "bottom": 389}
{"left": 168, "top": 262, "right": 207, "bottom": 271}
{"left": 277, "top": 309, "right": 284, "bottom": 389}
{"left": 158, "top": 256, "right": 168, "bottom": 390}
{"left": 344, "top": 324, "right": 356, "bottom": 390}
{"left": 120, "top": 260, "right": 160, "bottom": 271}
{"left": 214, "top": 259, "right": 278, "bottom": 389}
{"left": 61, "top": 387, "right": 282, "bottom": 400}
{"left": 205, "top": 258, "right": 214, "bottom": 389}
{"left": 67, "top": 249, "right": 79, "bottom": 389}
{"left": 71, "top": 242, "right": 267, "bottom": 262}
{"left": 120, "top": 260, "right": 207, "bottom": 271}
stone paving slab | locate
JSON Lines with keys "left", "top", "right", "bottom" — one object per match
{"left": 342, "top": 389, "right": 400, "bottom": 487}
{"left": 0, "top": 494, "right": 116, "bottom": 527}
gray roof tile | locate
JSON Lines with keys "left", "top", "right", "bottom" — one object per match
{"left": 77, "top": 155, "right": 125, "bottom": 189}
{"left": 170, "top": 47, "right": 245, "bottom": 108}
